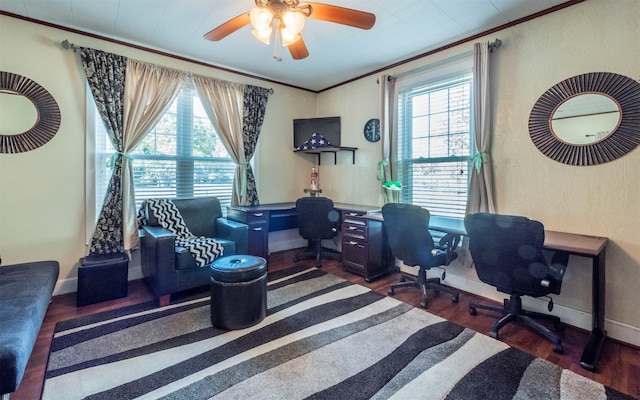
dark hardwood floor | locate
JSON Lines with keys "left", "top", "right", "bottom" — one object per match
{"left": 14, "top": 249, "right": 640, "bottom": 399}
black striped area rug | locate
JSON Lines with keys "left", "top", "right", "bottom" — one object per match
{"left": 44, "top": 265, "right": 632, "bottom": 400}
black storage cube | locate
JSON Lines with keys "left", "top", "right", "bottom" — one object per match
{"left": 77, "top": 252, "right": 129, "bottom": 306}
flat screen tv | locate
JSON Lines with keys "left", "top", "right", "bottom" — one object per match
{"left": 293, "top": 116, "right": 340, "bottom": 149}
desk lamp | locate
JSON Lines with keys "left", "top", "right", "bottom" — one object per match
{"left": 382, "top": 181, "right": 402, "bottom": 191}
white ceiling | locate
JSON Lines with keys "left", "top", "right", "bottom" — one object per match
{"left": 0, "top": 0, "right": 575, "bottom": 92}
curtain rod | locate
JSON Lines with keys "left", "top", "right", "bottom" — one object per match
{"left": 488, "top": 38, "right": 502, "bottom": 53}
{"left": 60, "top": 39, "right": 274, "bottom": 94}
{"left": 378, "top": 38, "right": 502, "bottom": 83}
{"left": 61, "top": 39, "right": 78, "bottom": 51}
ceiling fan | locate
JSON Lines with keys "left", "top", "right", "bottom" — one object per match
{"left": 203, "top": 0, "right": 376, "bottom": 61}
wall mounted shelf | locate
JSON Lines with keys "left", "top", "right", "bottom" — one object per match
{"left": 294, "top": 146, "right": 357, "bottom": 165}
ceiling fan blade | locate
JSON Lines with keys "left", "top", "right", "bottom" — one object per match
{"left": 203, "top": 13, "right": 251, "bottom": 41}
{"left": 307, "top": 3, "right": 375, "bottom": 30}
{"left": 288, "top": 37, "right": 309, "bottom": 60}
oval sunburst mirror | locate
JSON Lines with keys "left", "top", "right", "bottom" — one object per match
{"left": 529, "top": 72, "right": 640, "bottom": 166}
{"left": 0, "top": 71, "right": 61, "bottom": 154}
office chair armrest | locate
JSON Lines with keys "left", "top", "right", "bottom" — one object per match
{"left": 436, "top": 233, "right": 461, "bottom": 265}
{"left": 437, "top": 233, "right": 461, "bottom": 249}
{"left": 549, "top": 251, "right": 570, "bottom": 280}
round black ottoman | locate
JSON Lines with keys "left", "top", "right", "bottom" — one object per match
{"left": 210, "top": 255, "right": 267, "bottom": 330}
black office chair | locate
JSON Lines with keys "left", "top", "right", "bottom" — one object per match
{"left": 464, "top": 212, "right": 569, "bottom": 353}
{"left": 294, "top": 197, "right": 341, "bottom": 267}
{"left": 382, "top": 203, "right": 460, "bottom": 309}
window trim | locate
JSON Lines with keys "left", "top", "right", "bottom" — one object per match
{"left": 393, "top": 55, "right": 474, "bottom": 220}
{"left": 85, "top": 83, "right": 99, "bottom": 246}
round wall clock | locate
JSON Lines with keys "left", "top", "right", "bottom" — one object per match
{"left": 364, "top": 118, "right": 380, "bottom": 142}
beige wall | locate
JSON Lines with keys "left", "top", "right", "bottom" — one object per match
{"left": 316, "top": 0, "right": 640, "bottom": 345}
{"left": 0, "top": 15, "right": 317, "bottom": 282}
{"left": 1, "top": 0, "right": 638, "bottom": 344}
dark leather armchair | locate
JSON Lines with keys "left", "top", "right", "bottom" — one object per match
{"left": 464, "top": 212, "right": 569, "bottom": 353}
{"left": 382, "top": 203, "right": 460, "bottom": 308}
{"left": 293, "top": 197, "right": 341, "bottom": 267}
{"left": 139, "top": 196, "right": 248, "bottom": 305}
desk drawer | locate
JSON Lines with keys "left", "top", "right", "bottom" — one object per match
{"left": 342, "top": 222, "right": 367, "bottom": 240}
{"left": 342, "top": 239, "right": 367, "bottom": 274}
{"left": 342, "top": 210, "right": 367, "bottom": 236}
{"left": 244, "top": 211, "right": 269, "bottom": 224}
{"left": 247, "top": 211, "right": 269, "bottom": 224}
{"left": 342, "top": 210, "right": 367, "bottom": 220}
{"left": 227, "top": 207, "right": 270, "bottom": 258}
{"left": 248, "top": 222, "right": 268, "bottom": 258}
{"left": 227, "top": 208, "right": 269, "bottom": 225}
{"left": 341, "top": 215, "right": 394, "bottom": 282}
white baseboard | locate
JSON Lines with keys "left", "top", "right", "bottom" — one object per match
{"left": 398, "top": 264, "right": 640, "bottom": 348}
{"left": 270, "top": 238, "right": 307, "bottom": 254}
{"left": 53, "top": 278, "right": 77, "bottom": 296}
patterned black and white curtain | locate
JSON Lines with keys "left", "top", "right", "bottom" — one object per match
{"left": 80, "top": 47, "right": 127, "bottom": 255}
{"left": 242, "top": 85, "right": 271, "bottom": 205}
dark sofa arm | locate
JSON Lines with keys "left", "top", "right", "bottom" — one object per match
{"left": 216, "top": 218, "right": 249, "bottom": 255}
{"left": 140, "top": 225, "right": 178, "bottom": 297}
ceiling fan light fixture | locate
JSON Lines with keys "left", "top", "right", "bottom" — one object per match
{"left": 249, "top": 7, "right": 273, "bottom": 31}
{"left": 252, "top": 27, "right": 272, "bottom": 45}
{"left": 281, "top": 30, "right": 301, "bottom": 47}
{"left": 282, "top": 10, "right": 305, "bottom": 35}
{"left": 206, "top": 1, "right": 375, "bottom": 61}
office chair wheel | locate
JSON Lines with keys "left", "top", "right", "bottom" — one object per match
{"left": 469, "top": 306, "right": 477, "bottom": 316}
{"left": 489, "top": 330, "right": 499, "bottom": 340}
{"left": 553, "top": 343, "right": 564, "bottom": 354}
{"left": 293, "top": 255, "right": 299, "bottom": 262}
{"left": 420, "top": 299, "right": 429, "bottom": 308}
{"left": 451, "top": 293, "right": 459, "bottom": 303}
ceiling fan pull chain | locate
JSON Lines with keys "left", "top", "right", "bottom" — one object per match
{"left": 272, "top": 19, "right": 283, "bottom": 61}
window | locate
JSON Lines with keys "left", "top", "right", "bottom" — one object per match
{"left": 396, "top": 67, "right": 473, "bottom": 220}
{"left": 92, "top": 83, "right": 234, "bottom": 220}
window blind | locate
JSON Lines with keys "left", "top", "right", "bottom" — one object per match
{"left": 92, "top": 83, "right": 234, "bottom": 222}
{"left": 397, "top": 73, "right": 473, "bottom": 220}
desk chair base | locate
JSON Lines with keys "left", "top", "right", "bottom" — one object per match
{"left": 293, "top": 240, "right": 341, "bottom": 268}
{"left": 469, "top": 294, "right": 564, "bottom": 353}
{"left": 388, "top": 270, "right": 459, "bottom": 309}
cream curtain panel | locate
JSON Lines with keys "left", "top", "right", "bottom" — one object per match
{"left": 121, "top": 60, "right": 187, "bottom": 250}
{"left": 466, "top": 41, "right": 496, "bottom": 215}
{"left": 461, "top": 41, "right": 497, "bottom": 265}
{"left": 378, "top": 74, "right": 397, "bottom": 204}
{"left": 191, "top": 75, "right": 247, "bottom": 205}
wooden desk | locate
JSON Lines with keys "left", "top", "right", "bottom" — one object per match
{"left": 228, "top": 203, "right": 391, "bottom": 282}
{"left": 543, "top": 231, "right": 608, "bottom": 371}
{"left": 230, "top": 205, "right": 608, "bottom": 372}
{"left": 226, "top": 202, "right": 381, "bottom": 259}
{"left": 227, "top": 203, "right": 298, "bottom": 257}
{"left": 366, "top": 213, "right": 608, "bottom": 372}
